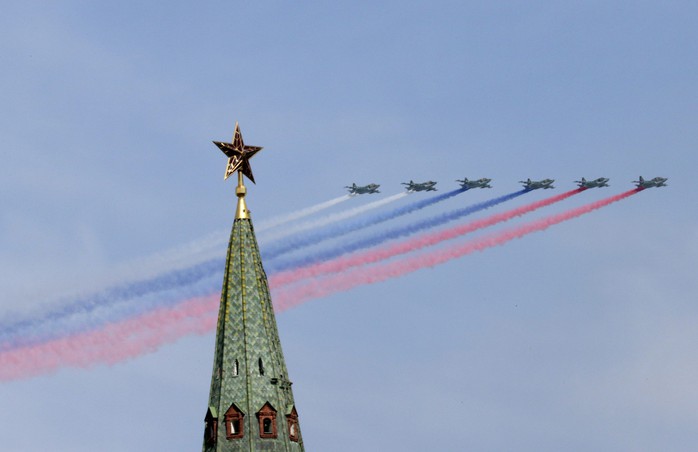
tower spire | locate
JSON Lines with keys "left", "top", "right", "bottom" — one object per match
{"left": 235, "top": 171, "right": 249, "bottom": 220}
{"left": 204, "top": 123, "right": 304, "bottom": 451}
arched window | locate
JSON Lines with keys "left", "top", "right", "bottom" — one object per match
{"left": 224, "top": 403, "right": 245, "bottom": 440}
{"left": 256, "top": 402, "right": 277, "bottom": 439}
{"left": 258, "top": 357, "right": 265, "bottom": 375}
{"left": 232, "top": 359, "right": 239, "bottom": 376}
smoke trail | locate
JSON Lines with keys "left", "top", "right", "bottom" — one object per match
{"left": 150, "top": 195, "right": 355, "bottom": 261}
{"left": 0, "top": 188, "right": 576, "bottom": 351}
{"left": 0, "top": 258, "right": 224, "bottom": 347}
{"left": 0, "top": 192, "right": 394, "bottom": 344}
{"left": 0, "top": 294, "right": 219, "bottom": 381}
{"left": 0, "top": 192, "right": 411, "bottom": 349}
{"left": 0, "top": 192, "right": 369, "bottom": 347}
{"left": 0, "top": 271, "right": 222, "bottom": 351}
{"left": 269, "top": 188, "right": 582, "bottom": 287}
{"left": 0, "top": 194, "right": 403, "bottom": 347}
{"left": 266, "top": 190, "right": 528, "bottom": 274}
{"left": 0, "top": 189, "right": 526, "bottom": 349}
{"left": 260, "top": 192, "right": 408, "bottom": 242}
{"left": 0, "top": 195, "right": 354, "bottom": 335}
{"left": 149, "top": 195, "right": 355, "bottom": 262}
{"left": 272, "top": 189, "right": 641, "bottom": 311}
{"left": 262, "top": 188, "right": 468, "bottom": 260}
{"left": 256, "top": 194, "right": 353, "bottom": 232}
{"left": 0, "top": 190, "right": 640, "bottom": 380}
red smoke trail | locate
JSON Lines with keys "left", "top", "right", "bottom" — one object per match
{"left": 0, "top": 294, "right": 218, "bottom": 381}
{"left": 269, "top": 188, "right": 585, "bottom": 288}
{"left": 273, "top": 189, "right": 641, "bottom": 311}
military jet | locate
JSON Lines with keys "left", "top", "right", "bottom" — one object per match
{"left": 633, "top": 176, "right": 668, "bottom": 189}
{"left": 402, "top": 180, "right": 438, "bottom": 192}
{"left": 345, "top": 183, "right": 380, "bottom": 195}
{"left": 456, "top": 178, "right": 492, "bottom": 189}
{"left": 519, "top": 178, "right": 555, "bottom": 190}
{"left": 575, "top": 177, "right": 610, "bottom": 189}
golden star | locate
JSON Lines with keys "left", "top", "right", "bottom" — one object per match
{"left": 213, "top": 122, "right": 263, "bottom": 183}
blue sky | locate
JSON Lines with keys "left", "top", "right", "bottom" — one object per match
{"left": 1, "top": 1, "right": 697, "bottom": 450}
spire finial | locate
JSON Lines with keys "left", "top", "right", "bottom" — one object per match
{"left": 212, "top": 122, "right": 263, "bottom": 219}
{"left": 235, "top": 170, "right": 249, "bottom": 219}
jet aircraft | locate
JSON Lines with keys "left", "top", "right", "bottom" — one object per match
{"left": 402, "top": 180, "right": 438, "bottom": 192}
{"left": 519, "top": 178, "right": 555, "bottom": 190}
{"left": 575, "top": 177, "right": 610, "bottom": 189}
{"left": 633, "top": 176, "right": 668, "bottom": 189}
{"left": 456, "top": 178, "right": 492, "bottom": 189}
{"left": 345, "top": 183, "right": 380, "bottom": 195}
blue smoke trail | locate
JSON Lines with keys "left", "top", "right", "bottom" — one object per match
{"left": 266, "top": 190, "right": 528, "bottom": 273}
{"left": 261, "top": 188, "right": 468, "bottom": 260}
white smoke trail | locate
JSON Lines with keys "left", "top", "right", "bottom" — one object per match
{"left": 260, "top": 192, "right": 410, "bottom": 243}
{"left": 256, "top": 194, "right": 353, "bottom": 232}
{"left": 107, "top": 195, "right": 357, "bottom": 282}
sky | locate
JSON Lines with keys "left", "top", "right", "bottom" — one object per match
{"left": 1, "top": 1, "right": 697, "bottom": 450}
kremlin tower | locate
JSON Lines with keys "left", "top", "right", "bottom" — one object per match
{"left": 202, "top": 123, "right": 304, "bottom": 451}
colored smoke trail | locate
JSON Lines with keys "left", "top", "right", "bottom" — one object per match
{"left": 0, "top": 191, "right": 408, "bottom": 349}
{"left": 0, "top": 196, "right": 353, "bottom": 347}
{"left": 256, "top": 194, "right": 353, "bottom": 233}
{"left": 0, "top": 294, "right": 219, "bottom": 381}
{"left": 0, "top": 188, "right": 536, "bottom": 349}
{"left": 272, "top": 189, "right": 641, "bottom": 311}
{"left": 260, "top": 192, "right": 408, "bottom": 242}
{"left": 262, "top": 188, "right": 468, "bottom": 260}
{"left": 167, "top": 195, "right": 355, "bottom": 260}
{"left": 269, "top": 188, "right": 582, "bottom": 287}
{"left": 266, "top": 190, "right": 528, "bottom": 274}
{"left": 0, "top": 258, "right": 224, "bottom": 348}
{"left": 0, "top": 189, "right": 641, "bottom": 380}
{"left": 0, "top": 271, "right": 222, "bottom": 351}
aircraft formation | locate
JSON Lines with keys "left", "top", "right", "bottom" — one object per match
{"left": 345, "top": 177, "right": 668, "bottom": 194}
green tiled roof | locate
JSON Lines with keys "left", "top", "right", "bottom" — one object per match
{"left": 203, "top": 218, "right": 304, "bottom": 451}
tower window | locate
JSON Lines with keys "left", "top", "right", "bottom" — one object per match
{"left": 233, "top": 359, "right": 239, "bottom": 376}
{"left": 204, "top": 408, "right": 218, "bottom": 447}
{"left": 286, "top": 406, "right": 300, "bottom": 442}
{"left": 258, "top": 357, "right": 265, "bottom": 375}
{"left": 224, "top": 403, "right": 245, "bottom": 440}
{"left": 230, "top": 419, "right": 241, "bottom": 435}
{"left": 256, "top": 402, "right": 277, "bottom": 439}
